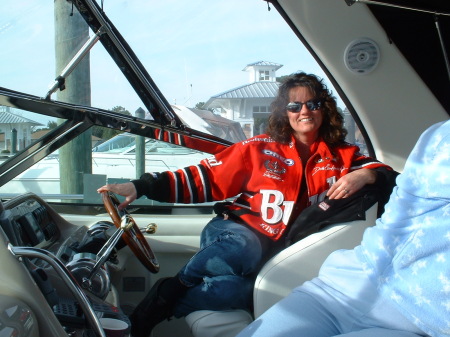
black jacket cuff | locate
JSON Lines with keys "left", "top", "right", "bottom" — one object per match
{"left": 131, "top": 172, "right": 170, "bottom": 202}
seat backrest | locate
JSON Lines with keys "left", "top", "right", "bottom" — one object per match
{"left": 253, "top": 203, "right": 378, "bottom": 318}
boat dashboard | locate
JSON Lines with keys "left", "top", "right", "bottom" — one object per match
{"left": 0, "top": 192, "right": 131, "bottom": 337}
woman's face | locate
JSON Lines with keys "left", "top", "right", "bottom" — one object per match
{"left": 287, "top": 86, "right": 323, "bottom": 144}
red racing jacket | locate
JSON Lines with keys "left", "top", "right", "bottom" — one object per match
{"left": 133, "top": 135, "right": 392, "bottom": 241}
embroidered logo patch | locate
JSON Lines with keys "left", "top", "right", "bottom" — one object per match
{"left": 318, "top": 201, "right": 330, "bottom": 211}
{"left": 263, "top": 160, "right": 285, "bottom": 181}
{"left": 262, "top": 149, "right": 294, "bottom": 166}
{"left": 264, "top": 160, "right": 286, "bottom": 174}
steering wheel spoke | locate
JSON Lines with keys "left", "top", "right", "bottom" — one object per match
{"left": 102, "top": 191, "right": 159, "bottom": 273}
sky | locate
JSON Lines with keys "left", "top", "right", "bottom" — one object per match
{"left": 0, "top": 0, "right": 344, "bottom": 119}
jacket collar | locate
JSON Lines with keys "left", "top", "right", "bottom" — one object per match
{"left": 289, "top": 135, "right": 335, "bottom": 163}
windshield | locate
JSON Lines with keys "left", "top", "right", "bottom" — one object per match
{"left": 0, "top": 0, "right": 367, "bottom": 204}
{"left": 93, "top": 134, "right": 136, "bottom": 154}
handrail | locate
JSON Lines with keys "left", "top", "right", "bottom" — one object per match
{"left": 8, "top": 244, "right": 106, "bottom": 337}
{"left": 0, "top": 194, "right": 83, "bottom": 200}
{"left": 346, "top": 0, "right": 450, "bottom": 16}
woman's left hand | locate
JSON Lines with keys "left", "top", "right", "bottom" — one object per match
{"left": 327, "top": 169, "right": 377, "bottom": 200}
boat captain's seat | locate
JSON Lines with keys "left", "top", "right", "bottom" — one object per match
{"left": 185, "top": 203, "right": 378, "bottom": 337}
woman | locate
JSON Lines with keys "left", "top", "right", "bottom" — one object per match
{"left": 97, "top": 72, "right": 394, "bottom": 337}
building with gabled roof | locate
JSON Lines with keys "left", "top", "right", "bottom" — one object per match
{"left": 0, "top": 106, "right": 43, "bottom": 152}
{"left": 242, "top": 60, "right": 283, "bottom": 83}
{"left": 204, "top": 61, "right": 283, "bottom": 138}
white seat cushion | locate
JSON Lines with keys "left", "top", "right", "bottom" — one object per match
{"left": 185, "top": 309, "right": 253, "bottom": 337}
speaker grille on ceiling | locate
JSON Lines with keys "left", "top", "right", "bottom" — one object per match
{"left": 344, "top": 38, "right": 380, "bottom": 74}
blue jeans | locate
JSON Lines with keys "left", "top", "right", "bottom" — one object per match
{"left": 173, "top": 216, "right": 273, "bottom": 317}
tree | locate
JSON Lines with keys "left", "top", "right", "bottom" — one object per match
{"left": 111, "top": 106, "right": 131, "bottom": 115}
{"left": 193, "top": 101, "right": 215, "bottom": 113}
{"left": 194, "top": 102, "right": 205, "bottom": 110}
{"left": 92, "top": 105, "right": 132, "bottom": 140}
{"left": 47, "top": 121, "right": 58, "bottom": 129}
{"left": 276, "top": 75, "right": 290, "bottom": 83}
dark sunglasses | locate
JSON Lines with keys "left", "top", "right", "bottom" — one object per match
{"left": 286, "top": 99, "right": 322, "bottom": 112}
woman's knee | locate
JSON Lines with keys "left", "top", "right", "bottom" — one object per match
{"left": 174, "top": 275, "right": 254, "bottom": 317}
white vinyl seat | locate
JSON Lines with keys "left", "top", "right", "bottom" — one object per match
{"left": 185, "top": 203, "right": 378, "bottom": 336}
{"left": 185, "top": 309, "right": 253, "bottom": 337}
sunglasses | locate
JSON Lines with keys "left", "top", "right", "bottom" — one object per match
{"left": 286, "top": 99, "right": 322, "bottom": 112}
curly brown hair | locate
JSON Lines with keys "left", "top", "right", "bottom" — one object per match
{"left": 266, "top": 72, "right": 347, "bottom": 145}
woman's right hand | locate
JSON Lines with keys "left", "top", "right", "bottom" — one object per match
{"left": 97, "top": 182, "right": 137, "bottom": 210}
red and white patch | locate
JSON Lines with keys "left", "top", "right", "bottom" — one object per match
{"left": 318, "top": 201, "right": 330, "bottom": 211}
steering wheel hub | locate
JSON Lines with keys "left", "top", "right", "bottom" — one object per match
{"left": 66, "top": 252, "right": 111, "bottom": 299}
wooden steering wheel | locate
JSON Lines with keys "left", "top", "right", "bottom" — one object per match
{"left": 102, "top": 191, "right": 159, "bottom": 273}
